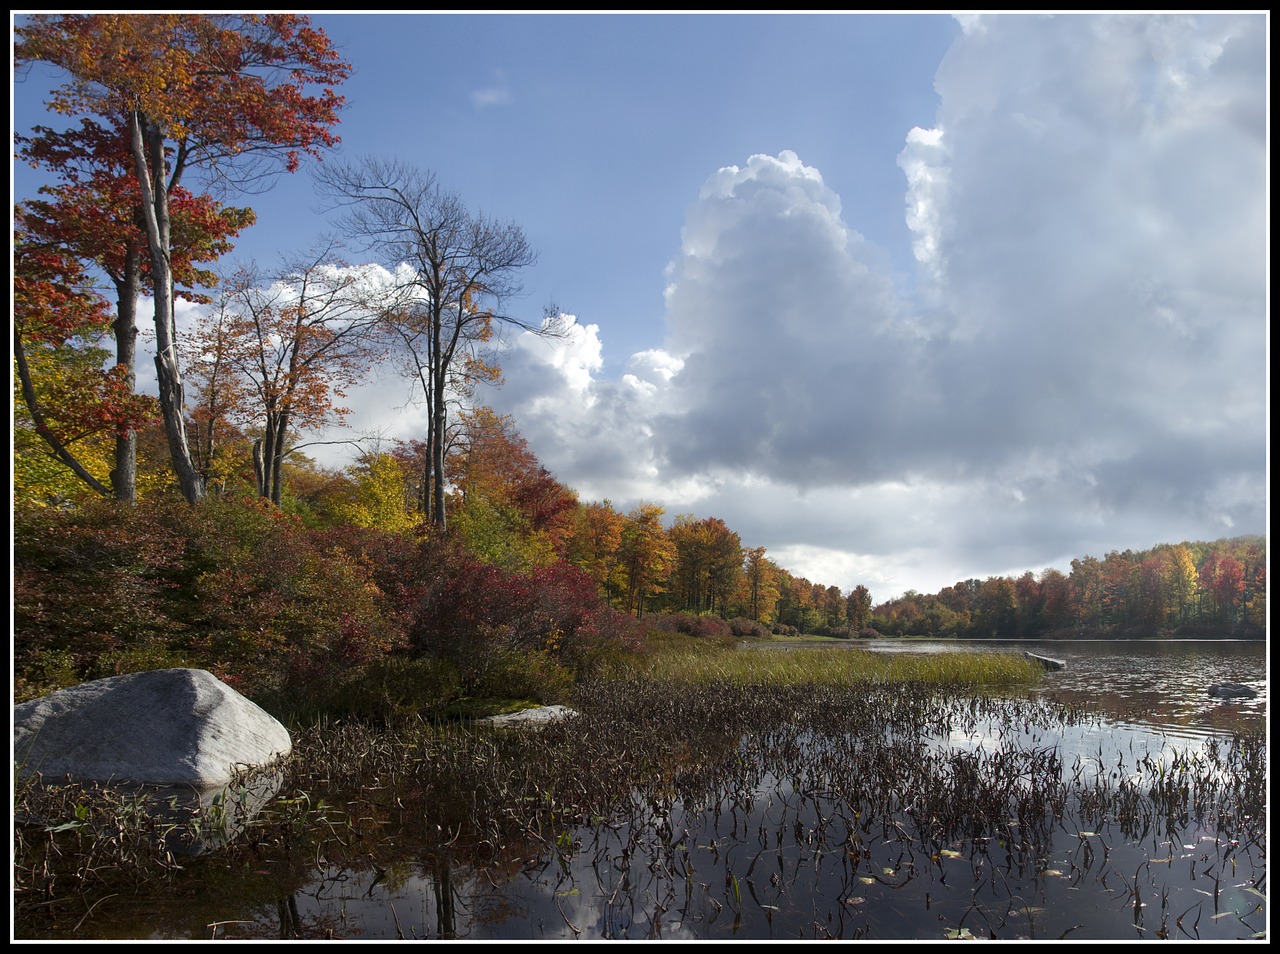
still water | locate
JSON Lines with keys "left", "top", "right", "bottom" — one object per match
{"left": 39, "top": 640, "right": 1269, "bottom": 942}
{"left": 863, "top": 638, "right": 1268, "bottom": 739}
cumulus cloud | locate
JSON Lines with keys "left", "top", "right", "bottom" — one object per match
{"left": 482, "top": 14, "right": 1268, "bottom": 598}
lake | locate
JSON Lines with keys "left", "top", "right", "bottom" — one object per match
{"left": 18, "top": 639, "right": 1267, "bottom": 941}
{"left": 861, "top": 638, "right": 1268, "bottom": 739}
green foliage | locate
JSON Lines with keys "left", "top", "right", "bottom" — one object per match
{"left": 449, "top": 493, "right": 551, "bottom": 572}
{"left": 268, "top": 655, "right": 462, "bottom": 727}
{"left": 469, "top": 646, "right": 576, "bottom": 708}
{"left": 12, "top": 424, "right": 111, "bottom": 508}
{"left": 12, "top": 649, "right": 80, "bottom": 702}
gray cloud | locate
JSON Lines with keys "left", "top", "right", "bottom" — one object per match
{"left": 486, "top": 13, "right": 1266, "bottom": 598}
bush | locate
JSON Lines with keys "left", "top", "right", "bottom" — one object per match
{"left": 13, "top": 497, "right": 192, "bottom": 692}
{"left": 265, "top": 655, "right": 462, "bottom": 727}
{"left": 645, "top": 612, "right": 734, "bottom": 639}
{"left": 728, "top": 617, "right": 771, "bottom": 638}
{"left": 13, "top": 498, "right": 643, "bottom": 721}
{"left": 12, "top": 649, "right": 79, "bottom": 704}
{"left": 465, "top": 647, "right": 575, "bottom": 709}
{"left": 12, "top": 496, "right": 402, "bottom": 705}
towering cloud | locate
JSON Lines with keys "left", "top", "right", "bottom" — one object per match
{"left": 485, "top": 14, "right": 1268, "bottom": 597}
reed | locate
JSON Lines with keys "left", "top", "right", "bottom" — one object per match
{"left": 639, "top": 640, "right": 1042, "bottom": 690}
{"left": 13, "top": 637, "right": 1266, "bottom": 940}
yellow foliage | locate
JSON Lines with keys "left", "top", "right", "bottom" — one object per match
{"left": 331, "top": 453, "right": 420, "bottom": 533}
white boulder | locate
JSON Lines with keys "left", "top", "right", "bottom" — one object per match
{"left": 13, "top": 668, "right": 291, "bottom": 788}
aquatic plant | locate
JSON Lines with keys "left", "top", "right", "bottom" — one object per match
{"left": 12, "top": 650, "right": 1266, "bottom": 940}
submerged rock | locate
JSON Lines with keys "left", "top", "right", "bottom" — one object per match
{"left": 14, "top": 668, "right": 291, "bottom": 788}
{"left": 1207, "top": 683, "right": 1258, "bottom": 700}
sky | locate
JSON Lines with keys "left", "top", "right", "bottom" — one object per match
{"left": 11, "top": 12, "right": 1270, "bottom": 603}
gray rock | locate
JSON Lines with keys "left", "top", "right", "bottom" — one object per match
{"left": 1024, "top": 651, "right": 1067, "bottom": 671}
{"left": 14, "top": 668, "right": 291, "bottom": 788}
{"left": 1207, "top": 683, "right": 1258, "bottom": 700}
{"left": 477, "top": 704, "right": 579, "bottom": 728}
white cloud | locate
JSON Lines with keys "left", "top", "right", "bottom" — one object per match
{"left": 487, "top": 14, "right": 1265, "bottom": 600}
{"left": 470, "top": 69, "right": 513, "bottom": 108}
{"left": 471, "top": 86, "right": 512, "bottom": 108}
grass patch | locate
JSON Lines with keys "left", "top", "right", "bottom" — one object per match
{"left": 635, "top": 636, "right": 1042, "bottom": 690}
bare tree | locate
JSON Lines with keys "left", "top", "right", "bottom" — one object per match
{"left": 315, "top": 156, "right": 545, "bottom": 529}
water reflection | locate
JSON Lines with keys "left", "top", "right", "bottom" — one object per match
{"left": 859, "top": 639, "right": 1267, "bottom": 738}
{"left": 193, "top": 693, "right": 1263, "bottom": 942}
{"left": 147, "top": 768, "right": 287, "bottom": 855}
{"left": 25, "top": 640, "right": 1266, "bottom": 942}
{"left": 235, "top": 731, "right": 1263, "bottom": 941}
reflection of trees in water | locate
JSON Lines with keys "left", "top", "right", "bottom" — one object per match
{"left": 404, "top": 687, "right": 1265, "bottom": 940}
{"left": 276, "top": 894, "right": 301, "bottom": 940}
{"left": 19, "top": 680, "right": 1263, "bottom": 940}
{"left": 431, "top": 856, "right": 455, "bottom": 939}
{"left": 505, "top": 735, "right": 1264, "bottom": 939}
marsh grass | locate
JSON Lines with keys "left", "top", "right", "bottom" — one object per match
{"left": 640, "top": 636, "right": 1042, "bottom": 690}
{"left": 12, "top": 640, "right": 1267, "bottom": 940}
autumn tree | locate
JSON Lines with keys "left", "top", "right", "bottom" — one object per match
{"left": 186, "top": 253, "right": 383, "bottom": 504}
{"left": 845, "top": 584, "right": 873, "bottom": 632}
{"left": 668, "top": 515, "right": 743, "bottom": 617}
{"left": 1012, "top": 571, "right": 1044, "bottom": 637}
{"left": 741, "top": 546, "right": 781, "bottom": 623}
{"left": 972, "top": 576, "right": 1018, "bottom": 638}
{"left": 1201, "top": 553, "right": 1245, "bottom": 624}
{"left": 1233, "top": 538, "right": 1267, "bottom": 628}
{"left": 812, "top": 584, "right": 840, "bottom": 634}
{"left": 1068, "top": 556, "right": 1105, "bottom": 627}
{"left": 16, "top": 119, "right": 254, "bottom": 501}
{"left": 329, "top": 452, "right": 419, "bottom": 533}
{"left": 775, "top": 569, "right": 820, "bottom": 634}
{"left": 564, "top": 501, "right": 628, "bottom": 606}
{"left": 314, "top": 157, "right": 545, "bottom": 529}
{"left": 618, "top": 504, "right": 677, "bottom": 618}
{"left": 183, "top": 289, "right": 250, "bottom": 493}
{"left": 15, "top": 13, "right": 350, "bottom": 503}
{"left": 13, "top": 223, "right": 148, "bottom": 500}
{"left": 1160, "top": 544, "right": 1199, "bottom": 625}
{"left": 447, "top": 407, "right": 578, "bottom": 570}
{"left": 1036, "top": 568, "right": 1072, "bottom": 633}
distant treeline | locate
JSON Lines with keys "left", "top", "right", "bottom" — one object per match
{"left": 865, "top": 536, "right": 1266, "bottom": 641}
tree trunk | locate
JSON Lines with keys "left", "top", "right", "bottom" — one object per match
{"left": 270, "top": 414, "right": 288, "bottom": 506}
{"left": 257, "top": 410, "right": 290, "bottom": 505}
{"left": 253, "top": 438, "right": 266, "bottom": 498}
{"left": 432, "top": 400, "right": 447, "bottom": 530}
{"left": 109, "top": 245, "right": 140, "bottom": 502}
{"left": 430, "top": 312, "right": 447, "bottom": 530}
{"left": 130, "top": 111, "right": 204, "bottom": 504}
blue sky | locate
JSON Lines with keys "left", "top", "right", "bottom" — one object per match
{"left": 12, "top": 12, "right": 1269, "bottom": 603}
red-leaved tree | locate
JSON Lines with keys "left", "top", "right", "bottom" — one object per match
{"left": 16, "top": 14, "right": 351, "bottom": 503}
